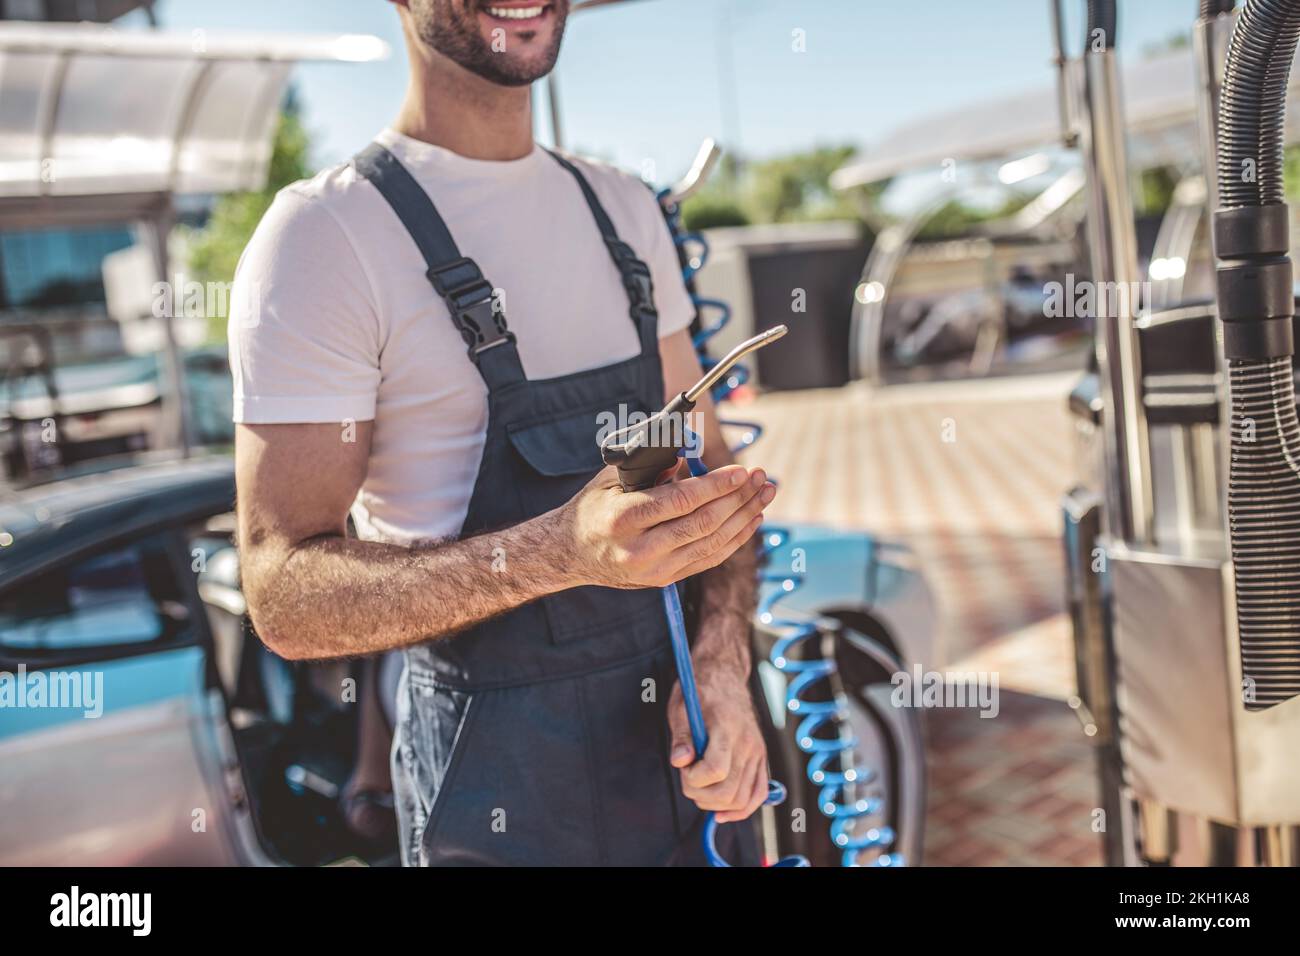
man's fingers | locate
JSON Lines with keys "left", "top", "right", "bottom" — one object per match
{"left": 647, "top": 471, "right": 766, "bottom": 551}
{"left": 629, "top": 465, "right": 753, "bottom": 527}
{"left": 682, "top": 738, "right": 733, "bottom": 791}
{"left": 670, "top": 480, "right": 775, "bottom": 566}
{"left": 591, "top": 464, "right": 625, "bottom": 489}
{"left": 686, "top": 752, "right": 758, "bottom": 812}
{"left": 666, "top": 686, "right": 695, "bottom": 768}
{"left": 672, "top": 512, "right": 765, "bottom": 582}
{"left": 715, "top": 760, "right": 768, "bottom": 824}
{"left": 743, "top": 761, "right": 770, "bottom": 818}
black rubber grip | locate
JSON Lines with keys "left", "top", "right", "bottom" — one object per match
{"left": 600, "top": 392, "right": 699, "bottom": 492}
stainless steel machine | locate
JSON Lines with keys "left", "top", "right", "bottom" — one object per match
{"left": 1060, "top": 0, "right": 1300, "bottom": 866}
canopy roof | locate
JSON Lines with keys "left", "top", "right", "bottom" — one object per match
{"left": 831, "top": 46, "right": 1300, "bottom": 190}
{"left": 0, "top": 21, "right": 388, "bottom": 199}
{"left": 1, "top": 0, "right": 154, "bottom": 22}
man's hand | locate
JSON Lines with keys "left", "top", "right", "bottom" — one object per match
{"left": 668, "top": 642, "right": 770, "bottom": 824}
{"left": 561, "top": 464, "right": 776, "bottom": 590}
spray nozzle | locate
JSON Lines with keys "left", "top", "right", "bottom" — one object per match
{"left": 600, "top": 325, "right": 787, "bottom": 491}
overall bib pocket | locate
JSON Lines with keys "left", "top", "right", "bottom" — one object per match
{"left": 507, "top": 400, "right": 664, "bottom": 646}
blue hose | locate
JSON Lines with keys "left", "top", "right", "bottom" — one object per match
{"left": 657, "top": 184, "right": 898, "bottom": 867}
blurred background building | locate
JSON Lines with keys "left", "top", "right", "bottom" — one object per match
{"left": 0, "top": 0, "right": 385, "bottom": 480}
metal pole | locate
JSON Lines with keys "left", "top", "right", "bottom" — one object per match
{"left": 1080, "top": 48, "right": 1154, "bottom": 546}
{"left": 1194, "top": 6, "right": 1238, "bottom": 553}
{"left": 1048, "top": 0, "right": 1079, "bottom": 148}
{"left": 546, "top": 71, "right": 563, "bottom": 150}
{"left": 715, "top": 0, "right": 742, "bottom": 169}
{"left": 147, "top": 199, "right": 193, "bottom": 456}
{"left": 1137, "top": 800, "right": 1175, "bottom": 864}
{"left": 1254, "top": 826, "right": 1299, "bottom": 867}
{"left": 1074, "top": 2, "right": 1161, "bottom": 865}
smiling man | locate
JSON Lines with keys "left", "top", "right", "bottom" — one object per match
{"left": 229, "top": 0, "right": 775, "bottom": 866}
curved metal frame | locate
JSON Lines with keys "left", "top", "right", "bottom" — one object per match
{"left": 848, "top": 166, "right": 1087, "bottom": 385}
{"left": 1147, "top": 173, "right": 1207, "bottom": 310}
{"left": 848, "top": 183, "right": 967, "bottom": 384}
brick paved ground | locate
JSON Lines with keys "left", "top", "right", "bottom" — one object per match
{"left": 741, "top": 374, "right": 1103, "bottom": 865}
{"left": 922, "top": 692, "right": 1103, "bottom": 866}
{"left": 736, "top": 375, "right": 1074, "bottom": 670}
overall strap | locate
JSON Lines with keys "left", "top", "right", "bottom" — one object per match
{"left": 352, "top": 142, "right": 525, "bottom": 389}
{"left": 548, "top": 152, "right": 660, "bottom": 356}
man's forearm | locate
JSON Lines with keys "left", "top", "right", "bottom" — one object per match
{"left": 245, "top": 509, "right": 578, "bottom": 660}
{"left": 693, "top": 537, "right": 758, "bottom": 679}
{"left": 693, "top": 419, "right": 760, "bottom": 680}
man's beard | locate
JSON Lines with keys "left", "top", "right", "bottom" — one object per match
{"left": 410, "top": 0, "right": 568, "bottom": 88}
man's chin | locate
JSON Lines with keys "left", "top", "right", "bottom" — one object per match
{"left": 473, "top": 54, "right": 557, "bottom": 86}
{"left": 468, "top": 38, "right": 561, "bottom": 85}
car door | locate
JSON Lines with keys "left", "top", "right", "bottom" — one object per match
{"left": 0, "top": 526, "right": 248, "bottom": 865}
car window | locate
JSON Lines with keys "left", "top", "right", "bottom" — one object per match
{"left": 0, "top": 534, "right": 189, "bottom": 651}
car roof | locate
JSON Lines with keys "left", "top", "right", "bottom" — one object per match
{"left": 0, "top": 455, "right": 235, "bottom": 588}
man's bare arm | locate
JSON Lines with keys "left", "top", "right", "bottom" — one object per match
{"left": 236, "top": 420, "right": 772, "bottom": 661}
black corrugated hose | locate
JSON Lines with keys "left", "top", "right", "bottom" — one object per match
{"left": 1215, "top": 0, "right": 1300, "bottom": 709}
{"left": 1200, "top": 0, "right": 1237, "bottom": 19}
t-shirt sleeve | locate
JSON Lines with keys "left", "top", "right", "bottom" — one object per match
{"left": 636, "top": 185, "right": 696, "bottom": 340}
{"left": 228, "top": 187, "right": 381, "bottom": 425}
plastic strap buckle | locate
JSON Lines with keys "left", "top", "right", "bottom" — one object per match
{"left": 427, "top": 258, "right": 514, "bottom": 358}
{"left": 605, "top": 239, "right": 655, "bottom": 315}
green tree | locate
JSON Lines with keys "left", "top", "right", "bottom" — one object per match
{"left": 1135, "top": 165, "right": 1179, "bottom": 217}
{"left": 913, "top": 194, "right": 1031, "bottom": 240}
{"left": 185, "top": 94, "right": 312, "bottom": 340}
{"left": 1285, "top": 143, "right": 1300, "bottom": 204}
{"left": 1142, "top": 30, "right": 1191, "bottom": 59}
{"left": 743, "top": 145, "right": 859, "bottom": 223}
{"left": 680, "top": 145, "right": 863, "bottom": 229}
{"left": 681, "top": 197, "right": 751, "bottom": 230}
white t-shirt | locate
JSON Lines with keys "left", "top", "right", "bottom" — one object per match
{"left": 229, "top": 128, "right": 694, "bottom": 544}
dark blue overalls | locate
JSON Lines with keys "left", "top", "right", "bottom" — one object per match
{"left": 352, "top": 143, "right": 759, "bottom": 867}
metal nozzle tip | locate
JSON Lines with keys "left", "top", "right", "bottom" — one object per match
{"left": 682, "top": 323, "right": 791, "bottom": 402}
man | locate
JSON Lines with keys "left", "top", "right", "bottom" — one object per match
{"left": 231, "top": 0, "right": 776, "bottom": 866}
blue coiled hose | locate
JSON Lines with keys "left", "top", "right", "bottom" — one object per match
{"left": 760, "top": 532, "right": 903, "bottom": 868}
{"left": 658, "top": 187, "right": 902, "bottom": 868}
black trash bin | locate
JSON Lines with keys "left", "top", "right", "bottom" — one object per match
{"left": 739, "top": 234, "right": 868, "bottom": 391}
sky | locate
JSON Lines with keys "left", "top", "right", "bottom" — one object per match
{"left": 132, "top": 0, "right": 1203, "bottom": 185}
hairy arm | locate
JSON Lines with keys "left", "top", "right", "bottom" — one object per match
{"left": 236, "top": 418, "right": 770, "bottom": 661}
{"left": 237, "top": 422, "right": 571, "bottom": 659}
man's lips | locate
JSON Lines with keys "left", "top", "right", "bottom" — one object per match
{"left": 480, "top": 2, "right": 553, "bottom": 28}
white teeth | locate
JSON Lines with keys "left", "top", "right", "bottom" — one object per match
{"left": 487, "top": 6, "right": 545, "bottom": 19}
